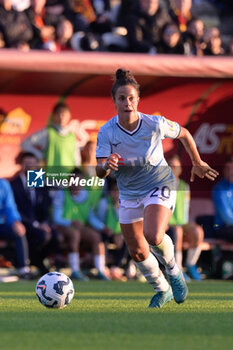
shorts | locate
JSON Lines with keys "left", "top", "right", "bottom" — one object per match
{"left": 119, "top": 185, "right": 176, "bottom": 224}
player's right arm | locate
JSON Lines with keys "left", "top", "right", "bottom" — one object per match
{"left": 96, "top": 124, "right": 120, "bottom": 178}
{"left": 96, "top": 154, "right": 120, "bottom": 178}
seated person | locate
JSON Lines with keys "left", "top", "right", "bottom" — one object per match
{"left": 119, "top": 0, "right": 171, "bottom": 53}
{"left": 96, "top": 178, "right": 126, "bottom": 280}
{"left": 156, "top": 22, "right": 185, "bottom": 54}
{"left": 0, "top": 178, "right": 32, "bottom": 279}
{"left": 52, "top": 167, "right": 109, "bottom": 280}
{"left": 11, "top": 152, "right": 57, "bottom": 274}
{"left": 183, "top": 18, "right": 205, "bottom": 56}
{"left": 212, "top": 157, "right": 233, "bottom": 241}
{"left": 167, "top": 154, "right": 204, "bottom": 281}
{"left": 203, "top": 27, "right": 225, "bottom": 56}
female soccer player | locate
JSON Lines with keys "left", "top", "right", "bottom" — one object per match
{"left": 96, "top": 68, "right": 218, "bottom": 308}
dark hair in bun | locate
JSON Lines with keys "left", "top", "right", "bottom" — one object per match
{"left": 112, "top": 68, "right": 140, "bottom": 99}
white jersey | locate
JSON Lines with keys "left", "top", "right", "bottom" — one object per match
{"left": 96, "top": 113, "right": 181, "bottom": 200}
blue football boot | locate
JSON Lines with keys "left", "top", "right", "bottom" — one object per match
{"left": 169, "top": 270, "right": 188, "bottom": 304}
{"left": 148, "top": 287, "right": 173, "bottom": 308}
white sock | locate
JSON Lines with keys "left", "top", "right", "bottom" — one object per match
{"left": 68, "top": 252, "right": 80, "bottom": 272}
{"left": 134, "top": 252, "right": 170, "bottom": 292}
{"left": 150, "top": 234, "right": 180, "bottom": 276}
{"left": 186, "top": 247, "right": 202, "bottom": 266}
{"left": 175, "top": 250, "right": 183, "bottom": 269}
{"left": 94, "top": 255, "right": 105, "bottom": 273}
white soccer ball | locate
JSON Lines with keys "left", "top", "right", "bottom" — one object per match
{"left": 35, "top": 272, "right": 74, "bottom": 309}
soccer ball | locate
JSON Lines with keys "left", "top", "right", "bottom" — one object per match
{"left": 36, "top": 272, "right": 74, "bottom": 309}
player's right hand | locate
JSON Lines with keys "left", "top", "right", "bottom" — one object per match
{"left": 105, "top": 153, "right": 121, "bottom": 171}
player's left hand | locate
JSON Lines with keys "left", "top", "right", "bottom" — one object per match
{"left": 191, "top": 161, "right": 219, "bottom": 182}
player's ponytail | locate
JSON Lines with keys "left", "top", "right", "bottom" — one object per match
{"left": 112, "top": 68, "right": 140, "bottom": 99}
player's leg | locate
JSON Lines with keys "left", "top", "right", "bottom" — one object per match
{"left": 144, "top": 204, "right": 188, "bottom": 304}
{"left": 120, "top": 221, "right": 172, "bottom": 308}
{"left": 183, "top": 223, "right": 204, "bottom": 280}
{"left": 80, "top": 225, "right": 109, "bottom": 280}
{"left": 172, "top": 225, "right": 184, "bottom": 269}
{"left": 168, "top": 225, "right": 190, "bottom": 282}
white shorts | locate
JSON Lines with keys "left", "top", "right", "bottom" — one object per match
{"left": 119, "top": 185, "right": 176, "bottom": 224}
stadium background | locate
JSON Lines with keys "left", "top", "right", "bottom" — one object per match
{"left": 0, "top": 50, "right": 232, "bottom": 219}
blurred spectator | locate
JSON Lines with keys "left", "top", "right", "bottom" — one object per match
{"left": 169, "top": 0, "right": 193, "bottom": 32}
{"left": 183, "top": 18, "right": 205, "bottom": 55}
{"left": 157, "top": 22, "right": 185, "bottom": 54}
{"left": 89, "top": 0, "right": 113, "bottom": 35}
{"left": 21, "top": 102, "right": 81, "bottom": 169}
{"left": 228, "top": 38, "right": 233, "bottom": 55}
{"left": 119, "top": 0, "right": 172, "bottom": 53}
{"left": 68, "top": 0, "right": 113, "bottom": 52}
{"left": 12, "top": 0, "right": 30, "bottom": 12}
{"left": 212, "top": 157, "right": 233, "bottom": 242}
{"left": 25, "top": 0, "right": 58, "bottom": 49}
{"left": 71, "top": 30, "right": 103, "bottom": 51}
{"left": 116, "top": 0, "right": 135, "bottom": 26}
{"left": 0, "top": 178, "right": 32, "bottom": 279}
{"left": 0, "top": 0, "right": 33, "bottom": 48}
{"left": 52, "top": 167, "right": 109, "bottom": 280}
{"left": 203, "top": 26, "right": 225, "bottom": 55}
{"left": 64, "top": 0, "right": 96, "bottom": 33}
{"left": 43, "top": 17, "right": 74, "bottom": 51}
{"left": 11, "top": 152, "right": 57, "bottom": 274}
{"left": 167, "top": 154, "right": 204, "bottom": 280}
{"left": 92, "top": 0, "right": 111, "bottom": 15}
{"left": 45, "top": 0, "right": 65, "bottom": 16}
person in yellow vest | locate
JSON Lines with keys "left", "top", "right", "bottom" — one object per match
{"left": 167, "top": 154, "right": 204, "bottom": 281}
{"left": 96, "top": 178, "right": 126, "bottom": 279}
{"left": 21, "top": 102, "right": 81, "bottom": 170}
{"left": 52, "top": 167, "right": 109, "bottom": 280}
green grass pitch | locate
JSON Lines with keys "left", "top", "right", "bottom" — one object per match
{"left": 0, "top": 280, "right": 232, "bottom": 350}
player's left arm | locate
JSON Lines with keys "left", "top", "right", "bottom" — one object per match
{"left": 177, "top": 126, "right": 219, "bottom": 182}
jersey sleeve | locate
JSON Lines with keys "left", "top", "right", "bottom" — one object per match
{"left": 96, "top": 127, "right": 111, "bottom": 159}
{"left": 159, "top": 116, "right": 181, "bottom": 139}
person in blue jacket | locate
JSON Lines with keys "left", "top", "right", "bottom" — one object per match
{"left": 212, "top": 157, "right": 233, "bottom": 241}
{"left": 0, "top": 178, "right": 31, "bottom": 278}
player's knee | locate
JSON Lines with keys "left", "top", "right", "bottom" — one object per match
{"left": 130, "top": 248, "right": 147, "bottom": 262}
{"left": 144, "top": 230, "right": 164, "bottom": 246}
